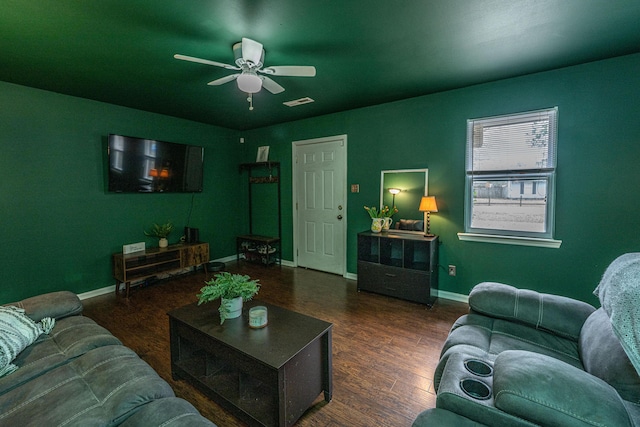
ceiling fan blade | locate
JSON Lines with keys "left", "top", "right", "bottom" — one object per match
{"left": 207, "top": 74, "right": 239, "bottom": 86}
{"left": 261, "top": 76, "right": 285, "bottom": 94}
{"left": 174, "top": 54, "right": 239, "bottom": 70}
{"left": 241, "top": 38, "right": 264, "bottom": 65}
{"left": 261, "top": 66, "right": 316, "bottom": 77}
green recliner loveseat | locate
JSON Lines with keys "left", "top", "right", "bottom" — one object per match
{"left": 414, "top": 253, "right": 640, "bottom": 426}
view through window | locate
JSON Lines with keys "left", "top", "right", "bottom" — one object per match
{"left": 465, "top": 108, "right": 558, "bottom": 239}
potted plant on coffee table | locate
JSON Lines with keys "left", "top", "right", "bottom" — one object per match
{"left": 197, "top": 272, "right": 260, "bottom": 324}
{"left": 144, "top": 221, "right": 174, "bottom": 248}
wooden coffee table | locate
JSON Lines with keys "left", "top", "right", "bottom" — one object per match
{"left": 168, "top": 300, "right": 333, "bottom": 427}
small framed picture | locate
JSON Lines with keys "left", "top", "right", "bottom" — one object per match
{"left": 256, "top": 146, "right": 270, "bottom": 162}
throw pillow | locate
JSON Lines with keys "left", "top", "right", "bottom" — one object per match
{"left": 0, "top": 306, "right": 55, "bottom": 377}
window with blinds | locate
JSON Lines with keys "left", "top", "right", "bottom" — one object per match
{"left": 465, "top": 107, "right": 558, "bottom": 239}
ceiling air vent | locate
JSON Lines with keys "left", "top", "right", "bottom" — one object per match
{"left": 283, "top": 97, "right": 315, "bottom": 107}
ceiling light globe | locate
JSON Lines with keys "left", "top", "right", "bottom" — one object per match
{"left": 237, "top": 73, "right": 262, "bottom": 93}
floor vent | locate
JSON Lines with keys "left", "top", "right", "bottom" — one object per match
{"left": 283, "top": 97, "right": 315, "bottom": 107}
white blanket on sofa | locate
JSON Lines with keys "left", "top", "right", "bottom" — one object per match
{"left": 594, "top": 253, "right": 640, "bottom": 375}
{"left": 0, "top": 306, "right": 55, "bottom": 377}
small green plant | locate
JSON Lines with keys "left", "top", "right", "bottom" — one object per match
{"left": 197, "top": 272, "right": 260, "bottom": 324}
{"left": 144, "top": 221, "right": 174, "bottom": 238}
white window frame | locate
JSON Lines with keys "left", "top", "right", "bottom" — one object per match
{"left": 458, "top": 107, "right": 562, "bottom": 248}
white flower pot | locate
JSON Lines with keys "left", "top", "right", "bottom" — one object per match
{"left": 159, "top": 238, "right": 168, "bottom": 248}
{"left": 221, "top": 297, "right": 243, "bottom": 320}
{"left": 371, "top": 218, "right": 383, "bottom": 233}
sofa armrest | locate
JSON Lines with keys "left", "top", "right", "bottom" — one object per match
{"left": 469, "top": 282, "right": 595, "bottom": 340}
{"left": 493, "top": 350, "right": 632, "bottom": 427}
{"left": 6, "top": 291, "right": 82, "bottom": 321}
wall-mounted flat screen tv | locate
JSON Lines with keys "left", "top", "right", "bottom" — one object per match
{"left": 107, "top": 134, "right": 204, "bottom": 193}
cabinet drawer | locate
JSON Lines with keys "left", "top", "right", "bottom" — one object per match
{"left": 358, "top": 261, "right": 431, "bottom": 304}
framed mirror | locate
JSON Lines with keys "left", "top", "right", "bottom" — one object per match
{"left": 380, "top": 169, "right": 428, "bottom": 233}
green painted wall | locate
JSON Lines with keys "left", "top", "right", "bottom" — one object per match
{"left": 0, "top": 81, "right": 246, "bottom": 303}
{"left": 240, "top": 53, "right": 640, "bottom": 305}
{"left": 3, "top": 54, "right": 639, "bottom": 305}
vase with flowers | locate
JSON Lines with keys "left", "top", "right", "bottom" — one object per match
{"left": 364, "top": 205, "right": 398, "bottom": 233}
{"left": 382, "top": 205, "right": 398, "bottom": 231}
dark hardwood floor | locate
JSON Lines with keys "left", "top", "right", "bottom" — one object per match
{"left": 82, "top": 262, "right": 468, "bottom": 427}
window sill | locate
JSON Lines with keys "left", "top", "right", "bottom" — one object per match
{"left": 457, "top": 233, "right": 562, "bottom": 248}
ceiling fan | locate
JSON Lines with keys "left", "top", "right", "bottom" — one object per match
{"left": 174, "top": 38, "right": 316, "bottom": 109}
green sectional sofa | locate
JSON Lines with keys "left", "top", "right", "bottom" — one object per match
{"left": 414, "top": 253, "right": 640, "bottom": 426}
{"left": 0, "top": 291, "right": 214, "bottom": 426}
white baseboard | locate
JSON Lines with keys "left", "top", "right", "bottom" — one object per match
{"left": 78, "top": 255, "right": 293, "bottom": 301}
{"left": 348, "top": 273, "right": 468, "bottom": 303}
{"left": 434, "top": 289, "right": 469, "bottom": 303}
{"left": 344, "top": 272, "right": 357, "bottom": 281}
{"left": 78, "top": 260, "right": 468, "bottom": 303}
{"left": 78, "top": 285, "right": 114, "bottom": 301}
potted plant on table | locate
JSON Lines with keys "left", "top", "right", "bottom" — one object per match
{"left": 197, "top": 272, "right": 260, "bottom": 324}
{"left": 144, "top": 221, "right": 174, "bottom": 248}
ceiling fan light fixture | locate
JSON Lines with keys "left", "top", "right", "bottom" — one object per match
{"left": 237, "top": 72, "right": 262, "bottom": 93}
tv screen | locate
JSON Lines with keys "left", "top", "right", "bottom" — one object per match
{"left": 107, "top": 134, "right": 204, "bottom": 193}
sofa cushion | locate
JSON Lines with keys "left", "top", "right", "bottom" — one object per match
{"left": 469, "top": 282, "right": 595, "bottom": 341}
{"left": 0, "top": 306, "right": 55, "bottom": 378}
{"left": 580, "top": 308, "right": 640, "bottom": 402}
{"left": 0, "top": 345, "right": 176, "bottom": 426}
{"left": 493, "top": 350, "right": 633, "bottom": 427}
{"left": 0, "top": 315, "right": 122, "bottom": 395}
{"left": 442, "top": 313, "right": 583, "bottom": 368}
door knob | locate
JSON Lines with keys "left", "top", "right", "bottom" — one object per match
{"left": 337, "top": 215, "right": 343, "bottom": 220}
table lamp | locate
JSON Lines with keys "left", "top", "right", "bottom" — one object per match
{"left": 419, "top": 196, "right": 438, "bottom": 237}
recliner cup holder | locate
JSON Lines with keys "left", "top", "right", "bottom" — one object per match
{"left": 464, "top": 359, "right": 493, "bottom": 377}
{"left": 460, "top": 378, "right": 492, "bottom": 400}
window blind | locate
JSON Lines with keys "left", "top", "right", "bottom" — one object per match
{"left": 467, "top": 108, "right": 558, "bottom": 174}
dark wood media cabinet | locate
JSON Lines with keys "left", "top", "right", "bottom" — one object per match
{"left": 112, "top": 242, "right": 209, "bottom": 298}
{"left": 357, "top": 231, "right": 438, "bottom": 307}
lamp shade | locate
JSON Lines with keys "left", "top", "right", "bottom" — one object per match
{"left": 388, "top": 188, "right": 401, "bottom": 195}
{"left": 419, "top": 196, "right": 438, "bottom": 212}
{"left": 237, "top": 72, "right": 262, "bottom": 93}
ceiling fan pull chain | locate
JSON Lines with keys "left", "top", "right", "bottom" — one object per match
{"left": 247, "top": 94, "right": 254, "bottom": 111}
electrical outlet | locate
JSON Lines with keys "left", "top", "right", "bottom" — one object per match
{"left": 448, "top": 265, "right": 457, "bottom": 276}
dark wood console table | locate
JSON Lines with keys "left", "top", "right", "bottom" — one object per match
{"left": 112, "top": 242, "right": 209, "bottom": 298}
{"left": 357, "top": 231, "right": 438, "bottom": 306}
{"left": 168, "top": 300, "right": 332, "bottom": 427}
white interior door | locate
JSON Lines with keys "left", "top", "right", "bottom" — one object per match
{"left": 293, "top": 135, "right": 346, "bottom": 275}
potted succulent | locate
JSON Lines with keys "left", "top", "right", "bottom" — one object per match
{"left": 144, "top": 221, "right": 174, "bottom": 248}
{"left": 197, "top": 272, "right": 260, "bottom": 324}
